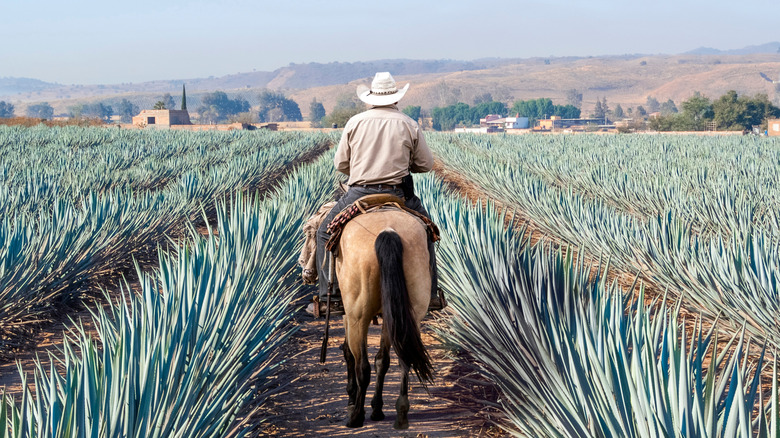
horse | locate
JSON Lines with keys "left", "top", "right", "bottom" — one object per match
{"left": 334, "top": 208, "right": 434, "bottom": 429}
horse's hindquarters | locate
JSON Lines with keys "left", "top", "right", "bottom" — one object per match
{"left": 336, "top": 209, "right": 433, "bottom": 428}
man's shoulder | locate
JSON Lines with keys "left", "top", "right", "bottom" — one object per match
{"left": 357, "top": 106, "right": 418, "bottom": 125}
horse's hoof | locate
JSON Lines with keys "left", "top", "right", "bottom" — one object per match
{"left": 393, "top": 419, "right": 409, "bottom": 430}
{"left": 371, "top": 410, "right": 385, "bottom": 421}
{"left": 346, "top": 418, "right": 365, "bottom": 428}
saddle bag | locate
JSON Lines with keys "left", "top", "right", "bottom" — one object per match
{"left": 299, "top": 201, "right": 336, "bottom": 284}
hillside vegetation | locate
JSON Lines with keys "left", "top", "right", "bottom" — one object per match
{"left": 2, "top": 53, "right": 780, "bottom": 118}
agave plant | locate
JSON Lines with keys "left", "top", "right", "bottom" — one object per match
{"left": 416, "top": 172, "right": 779, "bottom": 437}
{"left": 0, "top": 151, "right": 340, "bottom": 437}
{"left": 427, "top": 133, "right": 780, "bottom": 349}
{"left": 0, "top": 127, "right": 332, "bottom": 353}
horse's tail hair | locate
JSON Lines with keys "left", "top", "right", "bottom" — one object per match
{"left": 375, "top": 229, "right": 433, "bottom": 385}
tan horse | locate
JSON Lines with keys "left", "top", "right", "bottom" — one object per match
{"left": 335, "top": 208, "right": 434, "bottom": 429}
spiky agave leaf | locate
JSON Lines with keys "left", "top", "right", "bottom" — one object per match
{"left": 417, "top": 172, "right": 774, "bottom": 437}
{"left": 1, "top": 151, "right": 339, "bottom": 437}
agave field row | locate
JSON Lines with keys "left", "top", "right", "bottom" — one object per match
{"left": 2, "top": 127, "right": 778, "bottom": 437}
{"left": 428, "top": 133, "right": 780, "bottom": 347}
{"left": 435, "top": 134, "right": 780, "bottom": 238}
{"left": 0, "top": 126, "right": 335, "bottom": 220}
{"left": 1, "top": 151, "right": 340, "bottom": 437}
{"left": 417, "top": 173, "right": 779, "bottom": 437}
{"left": 0, "top": 125, "right": 334, "bottom": 352}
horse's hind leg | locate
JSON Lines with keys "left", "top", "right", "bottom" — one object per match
{"left": 370, "top": 334, "right": 391, "bottom": 421}
{"left": 345, "top": 318, "right": 371, "bottom": 428}
{"left": 394, "top": 362, "right": 411, "bottom": 430}
{"left": 341, "top": 341, "right": 357, "bottom": 407}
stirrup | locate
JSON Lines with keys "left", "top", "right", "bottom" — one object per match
{"left": 428, "top": 288, "right": 448, "bottom": 312}
{"left": 306, "top": 297, "right": 344, "bottom": 317}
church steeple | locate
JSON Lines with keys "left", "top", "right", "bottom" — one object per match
{"left": 181, "top": 84, "right": 187, "bottom": 111}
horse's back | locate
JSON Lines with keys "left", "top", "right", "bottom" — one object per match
{"left": 338, "top": 209, "right": 431, "bottom": 318}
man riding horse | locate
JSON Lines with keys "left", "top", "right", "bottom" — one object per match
{"left": 308, "top": 72, "right": 445, "bottom": 316}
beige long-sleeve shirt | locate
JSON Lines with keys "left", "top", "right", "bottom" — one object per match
{"left": 334, "top": 105, "right": 434, "bottom": 186}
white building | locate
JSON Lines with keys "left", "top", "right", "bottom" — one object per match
{"left": 504, "top": 116, "right": 529, "bottom": 129}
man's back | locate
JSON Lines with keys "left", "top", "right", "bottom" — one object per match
{"left": 335, "top": 105, "right": 433, "bottom": 186}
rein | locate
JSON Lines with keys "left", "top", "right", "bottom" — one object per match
{"left": 320, "top": 250, "right": 335, "bottom": 363}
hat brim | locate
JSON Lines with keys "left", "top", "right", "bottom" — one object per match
{"left": 357, "top": 83, "right": 409, "bottom": 106}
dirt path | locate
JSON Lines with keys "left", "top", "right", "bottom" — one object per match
{"left": 253, "top": 306, "right": 509, "bottom": 438}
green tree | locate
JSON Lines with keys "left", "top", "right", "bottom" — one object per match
{"left": 510, "top": 98, "right": 579, "bottom": 125}
{"left": 167, "top": 94, "right": 177, "bottom": 110}
{"left": 323, "top": 93, "right": 364, "bottom": 128}
{"left": 84, "top": 102, "right": 113, "bottom": 122}
{"left": 472, "top": 101, "right": 508, "bottom": 121}
{"left": 181, "top": 84, "right": 187, "bottom": 110}
{"left": 118, "top": 99, "right": 138, "bottom": 123}
{"left": 592, "top": 97, "right": 608, "bottom": 120}
{"left": 308, "top": 99, "right": 326, "bottom": 127}
{"left": 660, "top": 99, "right": 678, "bottom": 115}
{"left": 196, "top": 91, "right": 251, "bottom": 123}
{"left": 402, "top": 105, "right": 421, "bottom": 122}
{"left": 513, "top": 98, "right": 554, "bottom": 120}
{"left": 613, "top": 104, "right": 624, "bottom": 119}
{"left": 198, "top": 106, "right": 220, "bottom": 124}
{"left": 257, "top": 90, "right": 302, "bottom": 122}
{"left": 0, "top": 101, "right": 14, "bottom": 118}
{"left": 645, "top": 96, "right": 661, "bottom": 113}
{"left": 743, "top": 93, "right": 780, "bottom": 128}
{"left": 647, "top": 115, "right": 674, "bottom": 131}
{"left": 431, "top": 102, "right": 471, "bottom": 131}
{"left": 712, "top": 91, "right": 780, "bottom": 131}
{"left": 26, "top": 102, "right": 54, "bottom": 119}
{"left": 69, "top": 102, "right": 112, "bottom": 121}
{"left": 712, "top": 90, "right": 744, "bottom": 130}
{"left": 161, "top": 93, "right": 176, "bottom": 111}
{"left": 681, "top": 92, "right": 713, "bottom": 130}
{"left": 153, "top": 101, "right": 166, "bottom": 110}
{"left": 429, "top": 101, "right": 509, "bottom": 131}
{"left": 227, "top": 112, "right": 258, "bottom": 124}
{"left": 323, "top": 107, "right": 362, "bottom": 128}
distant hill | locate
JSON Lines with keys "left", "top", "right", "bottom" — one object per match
{"left": 2, "top": 43, "right": 779, "bottom": 117}
{"left": 685, "top": 41, "right": 780, "bottom": 56}
{"left": 287, "top": 53, "right": 780, "bottom": 117}
{"left": 0, "top": 77, "right": 60, "bottom": 96}
{"left": 0, "top": 59, "right": 505, "bottom": 102}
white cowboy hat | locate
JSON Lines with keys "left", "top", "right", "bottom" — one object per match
{"left": 356, "top": 72, "right": 410, "bottom": 106}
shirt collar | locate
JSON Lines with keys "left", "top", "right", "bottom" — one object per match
{"left": 371, "top": 104, "right": 399, "bottom": 110}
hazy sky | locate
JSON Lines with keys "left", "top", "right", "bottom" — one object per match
{"left": 1, "top": 0, "right": 777, "bottom": 85}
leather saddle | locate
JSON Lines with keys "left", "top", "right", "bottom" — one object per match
{"left": 325, "top": 194, "right": 439, "bottom": 253}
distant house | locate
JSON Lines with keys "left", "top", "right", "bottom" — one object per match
{"left": 132, "top": 109, "right": 191, "bottom": 128}
{"left": 536, "top": 116, "right": 612, "bottom": 131}
{"left": 478, "top": 114, "right": 530, "bottom": 132}
{"left": 505, "top": 116, "right": 530, "bottom": 129}
{"left": 768, "top": 119, "right": 780, "bottom": 136}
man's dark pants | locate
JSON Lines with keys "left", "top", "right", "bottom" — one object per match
{"left": 315, "top": 186, "right": 437, "bottom": 301}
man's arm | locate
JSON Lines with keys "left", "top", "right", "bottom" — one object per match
{"left": 409, "top": 124, "right": 433, "bottom": 173}
{"left": 334, "top": 127, "right": 351, "bottom": 175}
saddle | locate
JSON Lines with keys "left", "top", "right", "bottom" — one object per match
{"left": 325, "top": 194, "right": 440, "bottom": 253}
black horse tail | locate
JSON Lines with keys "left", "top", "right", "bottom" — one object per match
{"left": 375, "top": 230, "right": 434, "bottom": 385}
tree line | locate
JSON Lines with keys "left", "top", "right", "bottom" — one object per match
{"left": 0, "top": 101, "right": 56, "bottom": 119}
{"left": 645, "top": 91, "right": 780, "bottom": 132}
{"left": 0, "top": 90, "right": 308, "bottom": 125}
{"left": 429, "top": 98, "right": 580, "bottom": 131}
{"left": 5, "top": 89, "right": 777, "bottom": 132}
